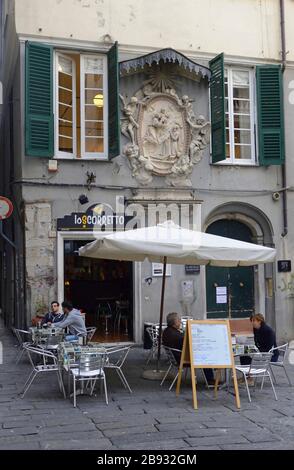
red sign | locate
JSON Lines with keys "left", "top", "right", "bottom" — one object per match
{"left": 0, "top": 196, "right": 13, "bottom": 220}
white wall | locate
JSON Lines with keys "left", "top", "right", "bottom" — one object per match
{"left": 14, "top": 0, "right": 293, "bottom": 62}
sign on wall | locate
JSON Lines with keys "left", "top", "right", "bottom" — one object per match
{"left": 57, "top": 204, "right": 132, "bottom": 231}
{"left": 152, "top": 262, "right": 172, "bottom": 277}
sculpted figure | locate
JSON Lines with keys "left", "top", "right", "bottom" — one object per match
{"left": 120, "top": 95, "right": 139, "bottom": 145}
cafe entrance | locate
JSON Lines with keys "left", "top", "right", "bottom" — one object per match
{"left": 63, "top": 239, "right": 133, "bottom": 342}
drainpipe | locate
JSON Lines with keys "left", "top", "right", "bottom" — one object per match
{"left": 280, "top": 0, "right": 288, "bottom": 237}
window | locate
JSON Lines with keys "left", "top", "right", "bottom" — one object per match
{"left": 55, "top": 52, "right": 108, "bottom": 159}
{"left": 25, "top": 41, "right": 120, "bottom": 160}
{"left": 224, "top": 68, "right": 255, "bottom": 164}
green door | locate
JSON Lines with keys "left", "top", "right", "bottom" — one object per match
{"left": 206, "top": 220, "right": 254, "bottom": 319}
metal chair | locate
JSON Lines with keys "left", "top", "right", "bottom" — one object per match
{"left": 20, "top": 345, "right": 66, "bottom": 398}
{"left": 269, "top": 343, "right": 292, "bottom": 386}
{"left": 114, "top": 300, "right": 130, "bottom": 335}
{"left": 97, "top": 302, "right": 112, "bottom": 335}
{"left": 160, "top": 345, "right": 209, "bottom": 390}
{"left": 86, "top": 326, "right": 97, "bottom": 342}
{"left": 145, "top": 326, "right": 159, "bottom": 366}
{"left": 104, "top": 345, "right": 132, "bottom": 393}
{"left": 235, "top": 352, "right": 277, "bottom": 402}
{"left": 70, "top": 350, "right": 108, "bottom": 407}
{"left": 12, "top": 327, "right": 32, "bottom": 364}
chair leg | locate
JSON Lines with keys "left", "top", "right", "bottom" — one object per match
{"left": 103, "top": 375, "right": 109, "bottom": 405}
{"left": 201, "top": 368, "right": 209, "bottom": 389}
{"left": 118, "top": 369, "right": 132, "bottom": 393}
{"left": 283, "top": 366, "right": 292, "bottom": 386}
{"left": 243, "top": 375, "right": 252, "bottom": 403}
{"left": 160, "top": 364, "right": 172, "bottom": 386}
{"left": 57, "top": 370, "right": 66, "bottom": 399}
{"left": 21, "top": 370, "right": 38, "bottom": 398}
{"left": 73, "top": 377, "right": 77, "bottom": 407}
{"left": 16, "top": 348, "right": 25, "bottom": 364}
{"left": 169, "top": 371, "right": 179, "bottom": 391}
{"left": 268, "top": 372, "right": 278, "bottom": 400}
{"left": 269, "top": 364, "right": 277, "bottom": 384}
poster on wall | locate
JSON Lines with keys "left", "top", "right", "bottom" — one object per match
{"left": 152, "top": 263, "right": 172, "bottom": 277}
{"left": 216, "top": 286, "right": 227, "bottom": 304}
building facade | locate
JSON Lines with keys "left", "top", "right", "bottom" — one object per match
{"left": 1, "top": 0, "right": 294, "bottom": 344}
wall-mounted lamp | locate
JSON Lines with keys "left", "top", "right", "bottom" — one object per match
{"left": 78, "top": 194, "right": 89, "bottom": 205}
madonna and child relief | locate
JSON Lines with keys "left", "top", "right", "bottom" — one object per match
{"left": 120, "top": 80, "right": 210, "bottom": 186}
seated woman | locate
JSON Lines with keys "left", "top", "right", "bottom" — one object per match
{"left": 240, "top": 313, "right": 279, "bottom": 365}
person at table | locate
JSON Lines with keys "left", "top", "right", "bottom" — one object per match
{"left": 56, "top": 301, "right": 87, "bottom": 338}
{"left": 162, "top": 312, "right": 215, "bottom": 386}
{"left": 251, "top": 313, "right": 279, "bottom": 362}
{"left": 42, "top": 301, "right": 64, "bottom": 325}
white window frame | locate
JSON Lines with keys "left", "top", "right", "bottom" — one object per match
{"left": 54, "top": 52, "right": 77, "bottom": 159}
{"left": 54, "top": 51, "right": 108, "bottom": 160}
{"left": 220, "top": 66, "right": 256, "bottom": 166}
{"left": 80, "top": 54, "right": 108, "bottom": 160}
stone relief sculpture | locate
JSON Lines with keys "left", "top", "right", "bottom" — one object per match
{"left": 120, "top": 73, "right": 211, "bottom": 187}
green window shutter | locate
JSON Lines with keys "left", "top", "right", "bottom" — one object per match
{"left": 256, "top": 65, "right": 285, "bottom": 166}
{"left": 25, "top": 42, "right": 53, "bottom": 157}
{"left": 107, "top": 41, "right": 120, "bottom": 159}
{"left": 209, "top": 53, "right": 226, "bottom": 163}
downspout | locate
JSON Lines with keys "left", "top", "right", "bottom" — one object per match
{"left": 280, "top": 0, "right": 288, "bottom": 237}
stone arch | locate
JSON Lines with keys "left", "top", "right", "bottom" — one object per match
{"left": 202, "top": 202, "right": 275, "bottom": 327}
{"left": 204, "top": 202, "right": 274, "bottom": 247}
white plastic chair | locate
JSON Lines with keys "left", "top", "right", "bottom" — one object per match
{"left": 20, "top": 345, "right": 66, "bottom": 398}
{"left": 71, "top": 350, "right": 108, "bottom": 407}
{"left": 104, "top": 345, "right": 132, "bottom": 393}
{"left": 235, "top": 352, "right": 277, "bottom": 402}
{"left": 269, "top": 343, "right": 292, "bottom": 386}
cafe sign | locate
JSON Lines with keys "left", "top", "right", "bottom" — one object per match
{"left": 57, "top": 203, "right": 130, "bottom": 231}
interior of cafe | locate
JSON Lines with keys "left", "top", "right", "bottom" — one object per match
{"left": 63, "top": 240, "right": 133, "bottom": 342}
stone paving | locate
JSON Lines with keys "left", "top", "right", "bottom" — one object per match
{"left": 1, "top": 320, "right": 294, "bottom": 450}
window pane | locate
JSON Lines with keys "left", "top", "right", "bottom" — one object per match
{"left": 226, "top": 128, "right": 230, "bottom": 143}
{"left": 85, "top": 105, "right": 104, "bottom": 121}
{"left": 233, "top": 99, "right": 250, "bottom": 113}
{"left": 59, "top": 103, "right": 72, "bottom": 122}
{"left": 225, "top": 83, "right": 228, "bottom": 97}
{"left": 225, "top": 99, "right": 229, "bottom": 113}
{"left": 85, "top": 89, "right": 104, "bottom": 104}
{"left": 234, "top": 144, "right": 251, "bottom": 159}
{"left": 59, "top": 72, "right": 72, "bottom": 90}
{"left": 59, "top": 120, "right": 73, "bottom": 137}
{"left": 59, "top": 135, "right": 73, "bottom": 153}
{"left": 234, "top": 130, "right": 251, "bottom": 145}
{"left": 85, "top": 121, "right": 103, "bottom": 137}
{"left": 234, "top": 114, "right": 251, "bottom": 129}
{"left": 85, "top": 137, "right": 104, "bottom": 153}
{"left": 85, "top": 74, "right": 103, "bottom": 89}
{"left": 226, "top": 143, "right": 231, "bottom": 158}
{"left": 59, "top": 87, "right": 72, "bottom": 105}
{"left": 232, "top": 70, "right": 249, "bottom": 86}
{"left": 233, "top": 86, "right": 249, "bottom": 99}
{"left": 225, "top": 115, "right": 229, "bottom": 128}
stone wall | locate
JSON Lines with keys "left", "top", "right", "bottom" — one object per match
{"left": 24, "top": 203, "right": 56, "bottom": 321}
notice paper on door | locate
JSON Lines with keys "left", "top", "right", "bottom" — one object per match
{"left": 216, "top": 286, "right": 227, "bottom": 304}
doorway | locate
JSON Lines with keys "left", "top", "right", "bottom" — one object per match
{"left": 63, "top": 239, "right": 133, "bottom": 342}
{"left": 206, "top": 220, "right": 254, "bottom": 319}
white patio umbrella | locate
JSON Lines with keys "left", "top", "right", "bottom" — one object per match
{"left": 79, "top": 221, "right": 276, "bottom": 366}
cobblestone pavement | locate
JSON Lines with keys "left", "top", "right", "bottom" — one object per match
{"left": 1, "top": 321, "right": 294, "bottom": 450}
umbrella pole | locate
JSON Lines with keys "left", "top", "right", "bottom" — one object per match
{"left": 157, "top": 256, "right": 167, "bottom": 371}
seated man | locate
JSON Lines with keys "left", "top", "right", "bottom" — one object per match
{"left": 162, "top": 312, "right": 215, "bottom": 385}
{"left": 56, "top": 301, "right": 87, "bottom": 339}
{"left": 42, "top": 301, "right": 64, "bottom": 325}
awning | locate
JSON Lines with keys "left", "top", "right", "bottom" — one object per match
{"left": 120, "top": 48, "right": 211, "bottom": 80}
